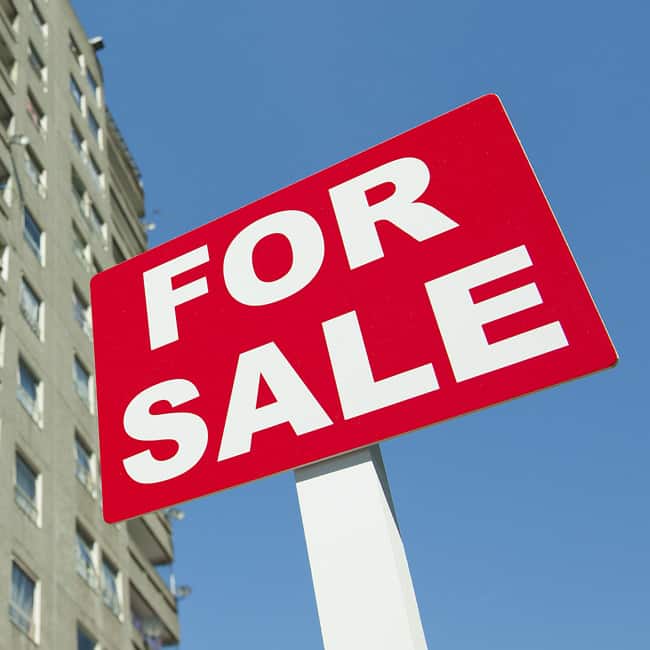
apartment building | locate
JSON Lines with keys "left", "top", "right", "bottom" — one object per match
{"left": 0, "top": 1, "right": 181, "bottom": 648}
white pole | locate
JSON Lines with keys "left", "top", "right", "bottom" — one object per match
{"left": 295, "top": 444, "right": 428, "bottom": 650}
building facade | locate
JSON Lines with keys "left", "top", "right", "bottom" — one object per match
{"left": 0, "top": 1, "right": 180, "bottom": 648}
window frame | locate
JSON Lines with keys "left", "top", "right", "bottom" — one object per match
{"left": 14, "top": 450, "right": 41, "bottom": 525}
{"left": 72, "top": 222, "right": 91, "bottom": 272}
{"left": 0, "top": 89, "right": 13, "bottom": 133}
{"left": 9, "top": 559, "right": 40, "bottom": 642}
{"left": 24, "top": 147, "right": 46, "bottom": 197}
{"left": 19, "top": 276, "right": 43, "bottom": 339}
{"left": 73, "top": 284, "right": 92, "bottom": 338}
{"left": 0, "top": 235, "right": 9, "bottom": 281}
{"left": 23, "top": 206, "right": 45, "bottom": 264}
{"left": 69, "top": 32, "right": 83, "bottom": 67}
{"left": 73, "top": 355, "right": 93, "bottom": 412}
{"left": 26, "top": 89, "right": 46, "bottom": 136}
{"left": 29, "top": 0, "right": 47, "bottom": 39}
{"left": 70, "top": 74, "right": 84, "bottom": 112}
{"left": 17, "top": 356, "right": 43, "bottom": 425}
{"left": 0, "top": 0, "right": 19, "bottom": 34}
{"left": 71, "top": 118, "right": 86, "bottom": 157}
{"left": 75, "top": 524, "right": 99, "bottom": 591}
{"left": 101, "top": 554, "right": 122, "bottom": 618}
{"left": 87, "top": 107, "right": 101, "bottom": 144}
{"left": 74, "top": 433, "right": 97, "bottom": 497}
{"left": 86, "top": 67, "right": 101, "bottom": 107}
{"left": 89, "top": 202, "right": 106, "bottom": 241}
{"left": 88, "top": 154, "right": 104, "bottom": 193}
{"left": 0, "top": 29, "right": 17, "bottom": 83}
{"left": 27, "top": 40, "right": 46, "bottom": 83}
{"left": 0, "top": 318, "right": 5, "bottom": 365}
{"left": 77, "top": 623, "right": 99, "bottom": 650}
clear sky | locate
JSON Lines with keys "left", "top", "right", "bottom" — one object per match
{"left": 74, "top": 1, "right": 648, "bottom": 648}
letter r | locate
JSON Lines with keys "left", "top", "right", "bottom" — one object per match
{"left": 329, "top": 157, "right": 459, "bottom": 269}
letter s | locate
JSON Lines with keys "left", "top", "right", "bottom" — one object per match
{"left": 122, "top": 379, "right": 208, "bottom": 484}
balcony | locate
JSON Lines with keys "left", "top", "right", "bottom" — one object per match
{"left": 127, "top": 513, "right": 173, "bottom": 566}
{"left": 128, "top": 544, "right": 179, "bottom": 646}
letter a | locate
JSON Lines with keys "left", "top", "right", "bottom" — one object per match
{"left": 218, "top": 343, "right": 332, "bottom": 461}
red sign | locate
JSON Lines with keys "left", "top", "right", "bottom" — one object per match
{"left": 92, "top": 95, "right": 616, "bottom": 522}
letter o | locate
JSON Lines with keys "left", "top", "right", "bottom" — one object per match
{"left": 223, "top": 210, "right": 325, "bottom": 306}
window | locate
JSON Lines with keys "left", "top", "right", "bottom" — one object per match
{"left": 71, "top": 120, "right": 84, "bottom": 154}
{"left": 0, "top": 319, "right": 5, "bottom": 364}
{"left": 86, "top": 68, "right": 100, "bottom": 104}
{"left": 89, "top": 203, "right": 106, "bottom": 240}
{"left": 24, "top": 147, "right": 46, "bottom": 197}
{"left": 23, "top": 207, "right": 44, "bottom": 262}
{"left": 19, "top": 278, "right": 42, "bottom": 338}
{"left": 17, "top": 357, "right": 42, "bottom": 423}
{"left": 0, "top": 0, "right": 18, "bottom": 32}
{"left": 112, "top": 237, "right": 126, "bottom": 264}
{"left": 73, "top": 356, "right": 92, "bottom": 410}
{"left": 70, "top": 75, "right": 83, "bottom": 111}
{"left": 0, "top": 91, "right": 13, "bottom": 132}
{"left": 0, "top": 236, "right": 8, "bottom": 280}
{"left": 30, "top": 0, "right": 47, "bottom": 38}
{"left": 73, "top": 286, "right": 92, "bottom": 338}
{"left": 77, "top": 625, "right": 98, "bottom": 650}
{"left": 15, "top": 452, "right": 39, "bottom": 524}
{"left": 26, "top": 91, "right": 46, "bottom": 135}
{"left": 27, "top": 41, "right": 46, "bottom": 83}
{"left": 74, "top": 434, "right": 96, "bottom": 495}
{"left": 89, "top": 155, "right": 104, "bottom": 192}
{"left": 88, "top": 108, "right": 100, "bottom": 142}
{"left": 69, "top": 32, "right": 83, "bottom": 66}
{"left": 73, "top": 172, "right": 88, "bottom": 219}
{"left": 0, "top": 30, "right": 16, "bottom": 82}
{"left": 101, "top": 556, "right": 121, "bottom": 617}
{"left": 76, "top": 525, "right": 98, "bottom": 590}
{"left": 72, "top": 223, "right": 91, "bottom": 271}
{"left": 0, "top": 159, "right": 11, "bottom": 205}
{"left": 9, "top": 561, "right": 38, "bottom": 640}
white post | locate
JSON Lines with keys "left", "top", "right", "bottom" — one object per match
{"left": 295, "top": 444, "right": 428, "bottom": 650}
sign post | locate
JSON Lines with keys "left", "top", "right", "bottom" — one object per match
{"left": 295, "top": 445, "right": 427, "bottom": 650}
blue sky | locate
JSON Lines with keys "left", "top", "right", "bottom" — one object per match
{"left": 75, "top": 1, "right": 648, "bottom": 648}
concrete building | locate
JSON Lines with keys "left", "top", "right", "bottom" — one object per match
{"left": 0, "top": 1, "right": 181, "bottom": 648}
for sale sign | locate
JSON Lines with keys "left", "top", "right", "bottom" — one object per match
{"left": 92, "top": 95, "right": 616, "bottom": 522}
